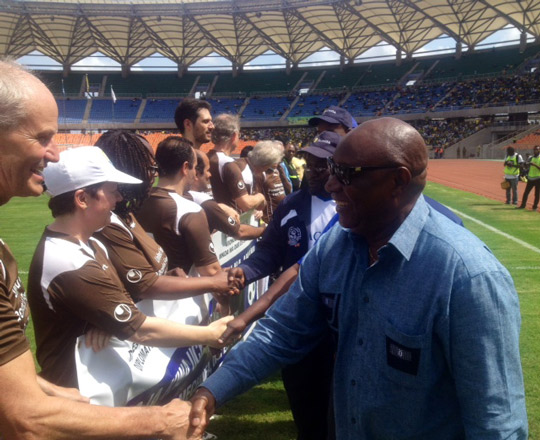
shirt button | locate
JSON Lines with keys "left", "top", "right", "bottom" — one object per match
{"left": 351, "top": 379, "right": 356, "bottom": 386}
{"left": 351, "top": 417, "right": 357, "bottom": 424}
{"left": 363, "top": 296, "right": 369, "bottom": 303}
{"left": 358, "top": 338, "right": 364, "bottom": 346}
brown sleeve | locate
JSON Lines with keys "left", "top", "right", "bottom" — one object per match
{"left": 0, "top": 283, "right": 29, "bottom": 366}
{"left": 201, "top": 200, "right": 241, "bottom": 237}
{"left": 51, "top": 262, "right": 146, "bottom": 340}
{"left": 222, "top": 162, "right": 248, "bottom": 200}
{"left": 179, "top": 211, "right": 218, "bottom": 268}
{"left": 95, "top": 224, "right": 160, "bottom": 302}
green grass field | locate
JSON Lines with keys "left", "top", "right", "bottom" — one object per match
{"left": 0, "top": 181, "right": 538, "bottom": 439}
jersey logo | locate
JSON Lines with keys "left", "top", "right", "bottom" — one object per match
{"left": 287, "top": 226, "right": 301, "bottom": 246}
{"left": 209, "top": 242, "right": 216, "bottom": 254}
{"left": 237, "top": 181, "right": 245, "bottom": 190}
{"left": 114, "top": 304, "right": 132, "bottom": 322}
{"left": 126, "top": 269, "right": 143, "bottom": 283}
{"left": 227, "top": 216, "right": 236, "bottom": 226}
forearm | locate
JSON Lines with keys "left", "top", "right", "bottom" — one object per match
{"left": 140, "top": 274, "right": 221, "bottom": 300}
{"left": 0, "top": 351, "right": 190, "bottom": 440}
{"left": 235, "top": 264, "right": 299, "bottom": 326}
{"left": 235, "top": 194, "right": 265, "bottom": 212}
{"left": 23, "top": 401, "right": 173, "bottom": 439}
{"left": 130, "top": 316, "right": 215, "bottom": 347}
{"left": 234, "top": 224, "right": 265, "bottom": 240}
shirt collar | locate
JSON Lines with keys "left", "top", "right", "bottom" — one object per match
{"left": 387, "top": 194, "right": 429, "bottom": 261}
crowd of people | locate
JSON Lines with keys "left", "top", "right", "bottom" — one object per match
{"left": 0, "top": 58, "right": 529, "bottom": 439}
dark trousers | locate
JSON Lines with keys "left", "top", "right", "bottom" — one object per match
{"left": 520, "top": 179, "right": 540, "bottom": 209}
{"left": 281, "top": 331, "right": 335, "bottom": 440}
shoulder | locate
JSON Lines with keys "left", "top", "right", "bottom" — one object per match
{"left": 421, "top": 208, "right": 507, "bottom": 279}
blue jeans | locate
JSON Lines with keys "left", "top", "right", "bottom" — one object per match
{"left": 505, "top": 178, "right": 518, "bottom": 204}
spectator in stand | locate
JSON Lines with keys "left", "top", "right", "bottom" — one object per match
{"left": 308, "top": 105, "right": 356, "bottom": 136}
{"left": 0, "top": 58, "right": 201, "bottom": 440}
{"left": 174, "top": 98, "right": 214, "bottom": 150}
{"left": 517, "top": 145, "right": 540, "bottom": 211}
{"left": 503, "top": 146, "right": 523, "bottom": 205}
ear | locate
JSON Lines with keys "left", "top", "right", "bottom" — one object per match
{"left": 74, "top": 189, "right": 88, "bottom": 209}
{"left": 391, "top": 167, "right": 412, "bottom": 197}
{"left": 181, "top": 160, "right": 191, "bottom": 176}
{"left": 184, "top": 118, "right": 193, "bottom": 133}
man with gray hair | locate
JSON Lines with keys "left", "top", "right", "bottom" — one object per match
{"left": 207, "top": 114, "right": 265, "bottom": 213}
{"left": 249, "top": 140, "right": 291, "bottom": 222}
{"left": 0, "top": 59, "right": 202, "bottom": 440}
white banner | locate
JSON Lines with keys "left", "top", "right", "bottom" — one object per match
{"left": 76, "top": 215, "right": 267, "bottom": 407}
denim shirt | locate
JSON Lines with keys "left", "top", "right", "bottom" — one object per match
{"left": 204, "top": 195, "right": 528, "bottom": 439}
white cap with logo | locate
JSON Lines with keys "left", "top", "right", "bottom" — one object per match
{"left": 44, "top": 146, "right": 142, "bottom": 197}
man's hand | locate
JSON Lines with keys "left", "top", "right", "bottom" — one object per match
{"left": 85, "top": 327, "right": 112, "bottom": 352}
{"left": 228, "top": 267, "right": 245, "bottom": 290}
{"left": 162, "top": 399, "right": 205, "bottom": 440}
{"left": 190, "top": 388, "right": 217, "bottom": 431}
{"left": 219, "top": 316, "right": 247, "bottom": 345}
{"left": 210, "top": 270, "right": 240, "bottom": 295}
{"left": 218, "top": 203, "right": 240, "bottom": 224}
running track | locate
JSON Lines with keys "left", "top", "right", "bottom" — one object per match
{"left": 427, "top": 159, "right": 537, "bottom": 209}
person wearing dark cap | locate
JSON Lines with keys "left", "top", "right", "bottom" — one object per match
{"left": 309, "top": 105, "right": 357, "bottom": 136}
{"left": 217, "top": 131, "right": 342, "bottom": 440}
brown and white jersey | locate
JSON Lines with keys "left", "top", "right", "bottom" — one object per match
{"left": 208, "top": 150, "right": 234, "bottom": 204}
{"left": 0, "top": 239, "right": 29, "bottom": 366}
{"left": 27, "top": 229, "right": 146, "bottom": 388}
{"left": 136, "top": 187, "right": 218, "bottom": 273}
{"left": 94, "top": 212, "right": 168, "bottom": 302}
{"left": 259, "top": 167, "right": 287, "bottom": 223}
{"left": 188, "top": 190, "right": 240, "bottom": 237}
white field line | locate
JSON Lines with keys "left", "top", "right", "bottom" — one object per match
{"left": 451, "top": 208, "right": 540, "bottom": 255}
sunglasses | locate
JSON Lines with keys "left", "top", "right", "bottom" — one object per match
{"left": 327, "top": 156, "right": 401, "bottom": 185}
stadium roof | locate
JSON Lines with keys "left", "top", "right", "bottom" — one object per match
{"left": 1, "top": 0, "right": 539, "bottom": 73}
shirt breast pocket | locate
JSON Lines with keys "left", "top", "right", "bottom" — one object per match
{"left": 379, "top": 320, "right": 433, "bottom": 389}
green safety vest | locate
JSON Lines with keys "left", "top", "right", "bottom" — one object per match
{"left": 504, "top": 155, "right": 520, "bottom": 176}
{"left": 529, "top": 156, "right": 540, "bottom": 178}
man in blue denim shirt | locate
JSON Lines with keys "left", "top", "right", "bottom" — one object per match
{"left": 190, "top": 117, "right": 528, "bottom": 438}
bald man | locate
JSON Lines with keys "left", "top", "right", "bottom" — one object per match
{"left": 0, "top": 59, "right": 201, "bottom": 440}
{"left": 190, "top": 117, "right": 527, "bottom": 439}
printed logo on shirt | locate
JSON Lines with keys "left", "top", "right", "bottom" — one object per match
{"left": 114, "top": 304, "right": 133, "bottom": 322}
{"left": 386, "top": 336, "right": 420, "bottom": 376}
{"left": 237, "top": 181, "right": 245, "bottom": 190}
{"left": 209, "top": 242, "right": 216, "bottom": 254}
{"left": 287, "top": 226, "right": 302, "bottom": 246}
{"left": 126, "top": 269, "right": 143, "bottom": 283}
{"left": 227, "top": 216, "right": 236, "bottom": 226}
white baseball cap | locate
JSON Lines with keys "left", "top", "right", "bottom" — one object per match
{"left": 44, "top": 146, "right": 142, "bottom": 197}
